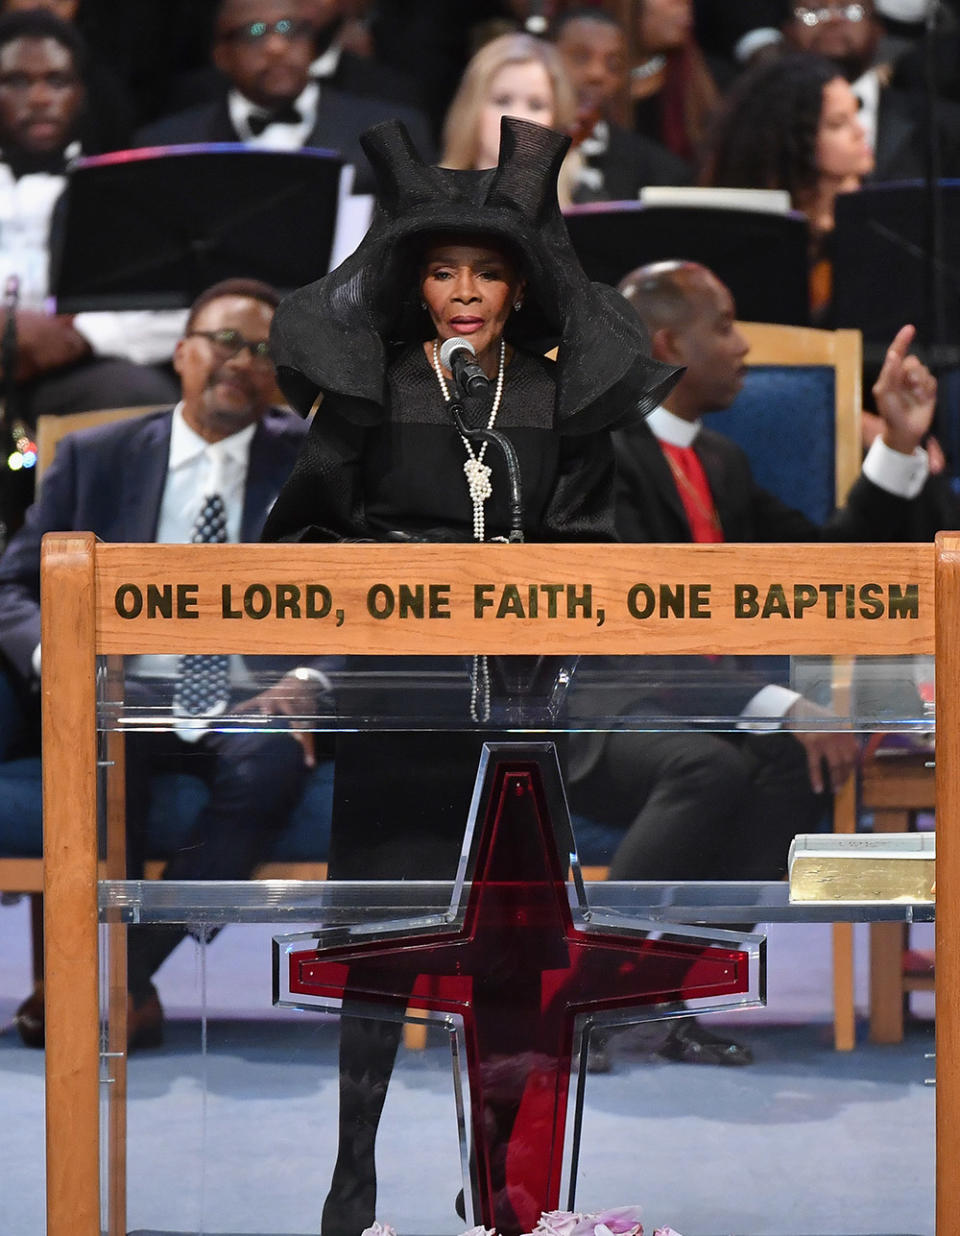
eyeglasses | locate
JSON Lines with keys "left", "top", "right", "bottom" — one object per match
{"left": 188, "top": 329, "right": 273, "bottom": 366}
{"left": 793, "top": 4, "right": 866, "bottom": 25}
{"left": 218, "top": 17, "right": 313, "bottom": 44}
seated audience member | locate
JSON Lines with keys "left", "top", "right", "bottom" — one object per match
{"left": 693, "top": 0, "right": 788, "bottom": 70}
{"left": 135, "top": 0, "right": 435, "bottom": 193}
{"left": 628, "top": 0, "right": 722, "bottom": 163}
{"left": 0, "top": 10, "right": 180, "bottom": 531}
{"left": 440, "top": 31, "right": 582, "bottom": 207}
{"left": 0, "top": 278, "right": 324, "bottom": 1050}
{"left": 782, "top": 0, "right": 960, "bottom": 182}
{"left": 699, "top": 52, "right": 873, "bottom": 317}
{"left": 551, "top": 6, "right": 693, "bottom": 200}
{"left": 301, "top": 0, "right": 424, "bottom": 111}
{"left": 0, "top": 0, "right": 136, "bottom": 152}
{"left": 567, "top": 257, "right": 939, "bottom": 1070}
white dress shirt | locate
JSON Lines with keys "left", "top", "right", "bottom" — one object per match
{"left": 227, "top": 81, "right": 319, "bottom": 150}
{"left": 0, "top": 149, "right": 187, "bottom": 364}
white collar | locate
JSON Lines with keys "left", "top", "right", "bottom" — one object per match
{"left": 168, "top": 402, "right": 257, "bottom": 471}
{"left": 647, "top": 404, "right": 701, "bottom": 448}
{"left": 310, "top": 44, "right": 342, "bottom": 79}
{"left": 228, "top": 81, "right": 318, "bottom": 138}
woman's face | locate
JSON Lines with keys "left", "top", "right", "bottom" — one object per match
{"left": 420, "top": 241, "right": 525, "bottom": 368}
{"left": 636, "top": 0, "right": 692, "bottom": 53}
{"left": 816, "top": 77, "right": 873, "bottom": 183}
{"left": 476, "top": 59, "right": 555, "bottom": 169}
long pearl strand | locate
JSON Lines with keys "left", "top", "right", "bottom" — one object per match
{"left": 431, "top": 337, "right": 505, "bottom": 544}
{"left": 431, "top": 336, "right": 505, "bottom": 723}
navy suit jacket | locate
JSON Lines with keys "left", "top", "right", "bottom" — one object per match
{"left": 135, "top": 85, "right": 436, "bottom": 193}
{"left": 0, "top": 406, "right": 307, "bottom": 682}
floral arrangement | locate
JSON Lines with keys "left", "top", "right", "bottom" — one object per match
{"left": 363, "top": 1205, "right": 681, "bottom": 1236}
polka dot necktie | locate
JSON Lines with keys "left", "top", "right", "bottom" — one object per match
{"left": 173, "top": 493, "right": 230, "bottom": 716}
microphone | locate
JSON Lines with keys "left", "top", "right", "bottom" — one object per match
{"left": 439, "top": 336, "right": 490, "bottom": 398}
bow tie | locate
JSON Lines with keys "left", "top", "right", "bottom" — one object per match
{"left": 247, "top": 104, "right": 302, "bottom": 136}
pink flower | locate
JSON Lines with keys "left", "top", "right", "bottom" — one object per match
{"left": 360, "top": 1224, "right": 397, "bottom": 1236}
{"left": 652, "top": 1228, "right": 683, "bottom": 1236}
{"left": 524, "top": 1207, "right": 645, "bottom": 1236}
{"left": 532, "top": 1211, "right": 584, "bottom": 1236}
{"left": 588, "top": 1207, "right": 645, "bottom": 1236}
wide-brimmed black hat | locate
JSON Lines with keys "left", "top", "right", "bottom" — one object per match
{"left": 270, "top": 116, "right": 678, "bottom": 433}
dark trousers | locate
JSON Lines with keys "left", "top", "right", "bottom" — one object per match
{"left": 123, "top": 725, "right": 308, "bottom": 1001}
{"left": 567, "top": 729, "right": 826, "bottom": 881}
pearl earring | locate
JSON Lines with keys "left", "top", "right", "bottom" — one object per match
{"left": 420, "top": 299, "right": 427, "bottom": 310}
{"left": 514, "top": 301, "right": 523, "bottom": 312}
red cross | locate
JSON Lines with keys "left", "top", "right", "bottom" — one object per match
{"left": 281, "top": 746, "right": 751, "bottom": 1235}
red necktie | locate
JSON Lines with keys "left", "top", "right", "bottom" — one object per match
{"left": 660, "top": 442, "right": 724, "bottom": 543}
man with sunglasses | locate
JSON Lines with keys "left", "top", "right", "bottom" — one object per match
{"left": 135, "top": 0, "right": 433, "bottom": 193}
{"left": 0, "top": 277, "right": 329, "bottom": 1051}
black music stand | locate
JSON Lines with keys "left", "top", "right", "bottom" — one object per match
{"left": 50, "top": 143, "right": 345, "bottom": 312}
{"left": 833, "top": 180, "right": 960, "bottom": 360}
{"left": 564, "top": 200, "right": 811, "bottom": 325}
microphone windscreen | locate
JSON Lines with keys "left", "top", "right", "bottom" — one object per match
{"left": 439, "top": 336, "right": 476, "bottom": 369}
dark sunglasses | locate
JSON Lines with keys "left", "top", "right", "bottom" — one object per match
{"left": 188, "top": 329, "right": 273, "bottom": 365}
{"left": 218, "top": 17, "right": 313, "bottom": 43}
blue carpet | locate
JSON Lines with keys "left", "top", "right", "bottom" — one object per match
{"left": 0, "top": 905, "right": 936, "bottom": 1236}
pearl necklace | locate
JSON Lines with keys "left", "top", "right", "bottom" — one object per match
{"left": 431, "top": 336, "right": 505, "bottom": 724}
{"left": 431, "top": 337, "right": 505, "bottom": 544}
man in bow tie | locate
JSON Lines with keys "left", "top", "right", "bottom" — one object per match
{"left": 134, "top": 0, "right": 434, "bottom": 193}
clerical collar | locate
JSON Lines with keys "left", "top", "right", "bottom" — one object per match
{"left": 229, "top": 81, "right": 318, "bottom": 142}
{"left": 168, "top": 402, "right": 257, "bottom": 472}
{"left": 647, "top": 404, "right": 700, "bottom": 447}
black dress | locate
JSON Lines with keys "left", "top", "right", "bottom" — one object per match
{"left": 263, "top": 343, "right": 617, "bottom": 545}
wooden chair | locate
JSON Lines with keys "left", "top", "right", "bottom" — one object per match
{"left": 717, "top": 322, "right": 864, "bottom": 1049}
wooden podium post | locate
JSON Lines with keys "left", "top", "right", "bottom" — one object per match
{"left": 39, "top": 535, "right": 942, "bottom": 1235}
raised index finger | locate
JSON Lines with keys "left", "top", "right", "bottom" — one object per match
{"left": 885, "top": 323, "right": 916, "bottom": 362}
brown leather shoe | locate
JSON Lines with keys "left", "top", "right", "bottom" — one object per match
{"left": 127, "top": 988, "right": 164, "bottom": 1052}
{"left": 14, "top": 982, "right": 44, "bottom": 1048}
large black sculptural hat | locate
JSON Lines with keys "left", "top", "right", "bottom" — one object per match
{"left": 270, "top": 116, "right": 678, "bottom": 432}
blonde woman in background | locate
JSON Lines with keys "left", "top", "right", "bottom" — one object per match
{"left": 441, "top": 32, "right": 582, "bottom": 207}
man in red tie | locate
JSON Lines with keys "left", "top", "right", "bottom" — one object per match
{"left": 569, "top": 258, "right": 938, "bottom": 1069}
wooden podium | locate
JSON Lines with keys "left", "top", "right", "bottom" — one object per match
{"left": 39, "top": 535, "right": 952, "bottom": 1234}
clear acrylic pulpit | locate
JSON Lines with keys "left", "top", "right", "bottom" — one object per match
{"left": 38, "top": 536, "right": 955, "bottom": 1236}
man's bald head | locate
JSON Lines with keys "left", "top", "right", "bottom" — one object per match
{"left": 617, "top": 261, "right": 720, "bottom": 335}
{"left": 618, "top": 260, "right": 749, "bottom": 419}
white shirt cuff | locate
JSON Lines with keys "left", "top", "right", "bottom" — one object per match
{"left": 738, "top": 684, "right": 801, "bottom": 731}
{"left": 73, "top": 309, "right": 188, "bottom": 365}
{"left": 734, "top": 28, "right": 782, "bottom": 63}
{"left": 862, "top": 435, "right": 929, "bottom": 499}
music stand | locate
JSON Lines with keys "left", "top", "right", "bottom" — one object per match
{"left": 833, "top": 180, "right": 960, "bottom": 362}
{"left": 564, "top": 200, "right": 811, "bottom": 325}
{"left": 50, "top": 143, "right": 347, "bottom": 312}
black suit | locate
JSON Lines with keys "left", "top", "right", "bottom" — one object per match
{"left": 573, "top": 123, "right": 693, "bottom": 204}
{"left": 612, "top": 416, "right": 931, "bottom": 544}
{"left": 569, "top": 414, "right": 932, "bottom": 883}
{"left": 0, "top": 406, "right": 316, "bottom": 1000}
{"left": 135, "top": 85, "right": 436, "bottom": 193}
